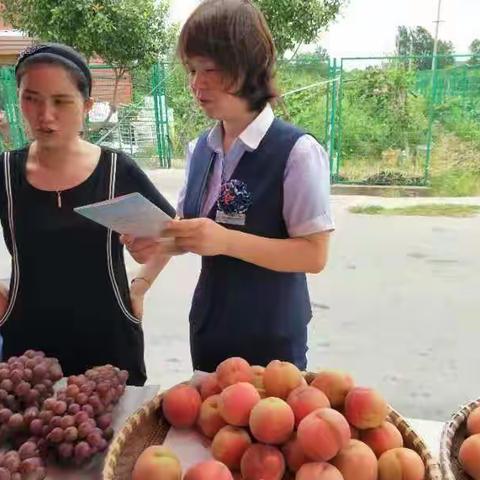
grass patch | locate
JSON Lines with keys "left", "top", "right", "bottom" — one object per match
{"left": 429, "top": 169, "right": 480, "bottom": 197}
{"left": 350, "top": 204, "right": 480, "bottom": 217}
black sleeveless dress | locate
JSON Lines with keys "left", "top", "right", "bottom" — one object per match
{"left": 0, "top": 147, "right": 175, "bottom": 385}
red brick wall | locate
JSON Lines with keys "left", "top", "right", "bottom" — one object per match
{"left": 90, "top": 61, "right": 133, "bottom": 105}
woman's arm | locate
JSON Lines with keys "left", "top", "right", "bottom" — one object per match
{"left": 129, "top": 254, "right": 171, "bottom": 319}
{"left": 225, "top": 229, "right": 329, "bottom": 274}
{"left": 163, "top": 218, "right": 330, "bottom": 273}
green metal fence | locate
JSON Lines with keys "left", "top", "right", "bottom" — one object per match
{"left": 85, "top": 62, "right": 172, "bottom": 168}
{"left": 1, "top": 55, "right": 479, "bottom": 187}
{"left": 0, "top": 62, "right": 172, "bottom": 168}
{"left": 0, "top": 66, "right": 26, "bottom": 152}
{"left": 326, "top": 54, "right": 480, "bottom": 185}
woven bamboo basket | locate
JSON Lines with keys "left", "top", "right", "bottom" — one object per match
{"left": 440, "top": 397, "right": 480, "bottom": 480}
{"left": 103, "top": 376, "right": 442, "bottom": 480}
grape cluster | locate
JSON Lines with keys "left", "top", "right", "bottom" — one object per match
{"left": 0, "top": 351, "right": 63, "bottom": 441}
{"left": 0, "top": 352, "right": 128, "bottom": 477}
{"left": 33, "top": 365, "right": 128, "bottom": 465}
{"left": 0, "top": 441, "right": 46, "bottom": 480}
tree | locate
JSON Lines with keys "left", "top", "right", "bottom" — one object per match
{"left": 254, "top": 0, "right": 347, "bottom": 57}
{"left": 2, "top": 0, "right": 176, "bottom": 122}
{"left": 395, "top": 26, "right": 454, "bottom": 70}
{"left": 289, "top": 45, "right": 329, "bottom": 64}
{"left": 468, "top": 39, "right": 480, "bottom": 65}
{"left": 343, "top": 66, "right": 428, "bottom": 161}
{"left": 314, "top": 45, "right": 330, "bottom": 61}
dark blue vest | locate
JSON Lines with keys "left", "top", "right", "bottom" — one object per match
{"left": 183, "top": 118, "right": 312, "bottom": 371}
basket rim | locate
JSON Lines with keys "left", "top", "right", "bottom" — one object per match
{"left": 439, "top": 397, "right": 480, "bottom": 480}
{"left": 387, "top": 406, "right": 442, "bottom": 480}
{"left": 103, "top": 389, "right": 442, "bottom": 480}
{"left": 102, "top": 391, "right": 164, "bottom": 478}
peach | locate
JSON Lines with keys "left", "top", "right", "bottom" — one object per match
{"left": 240, "top": 444, "right": 285, "bottom": 480}
{"left": 459, "top": 434, "right": 480, "bottom": 480}
{"left": 467, "top": 407, "right": 480, "bottom": 435}
{"left": 211, "top": 426, "right": 252, "bottom": 470}
{"left": 216, "top": 357, "right": 253, "bottom": 389}
{"left": 162, "top": 384, "right": 201, "bottom": 428}
{"left": 263, "top": 360, "right": 304, "bottom": 399}
{"left": 250, "top": 366, "right": 265, "bottom": 389}
{"left": 281, "top": 433, "right": 309, "bottom": 472}
{"left": 344, "top": 387, "right": 388, "bottom": 429}
{"left": 310, "top": 370, "right": 354, "bottom": 408}
{"left": 331, "top": 439, "right": 378, "bottom": 480}
{"left": 196, "top": 395, "right": 227, "bottom": 438}
{"left": 132, "top": 445, "right": 181, "bottom": 480}
{"left": 378, "top": 447, "right": 425, "bottom": 480}
{"left": 296, "top": 462, "right": 344, "bottom": 480}
{"left": 184, "top": 460, "right": 233, "bottom": 480}
{"left": 218, "top": 382, "right": 260, "bottom": 426}
{"left": 287, "top": 386, "right": 331, "bottom": 427}
{"left": 297, "top": 408, "right": 351, "bottom": 461}
{"left": 360, "top": 421, "right": 404, "bottom": 457}
{"left": 198, "top": 373, "right": 222, "bottom": 400}
{"left": 249, "top": 397, "right": 295, "bottom": 445}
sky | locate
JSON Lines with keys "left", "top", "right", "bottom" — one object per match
{"left": 169, "top": 0, "right": 479, "bottom": 59}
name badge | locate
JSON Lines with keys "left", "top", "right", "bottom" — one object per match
{"left": 215, "top": 211, "right": 246, "bottom": 226}
{"left": 216, "top": 179, "right": 252, "bottom": 226}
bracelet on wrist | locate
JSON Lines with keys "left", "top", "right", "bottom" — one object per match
{"left": 131, "top": 277, "right": 151, "bottom": 288}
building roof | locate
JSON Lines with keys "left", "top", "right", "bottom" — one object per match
{"left": 0, "top": 31, "right": 33, "bottom": 61}
{"left": 0, "top": 33, "right": 132, "bottom": 104}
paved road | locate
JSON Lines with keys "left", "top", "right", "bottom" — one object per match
{"left": 1, "top": 168, "right": 478, "bottom": 421}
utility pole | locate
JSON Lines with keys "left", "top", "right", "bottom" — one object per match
{"left": 431, "top": 0, "right": 443, "bottom": 71}
{"left": 409, "top": 31, "right": 413, "bottom": 71}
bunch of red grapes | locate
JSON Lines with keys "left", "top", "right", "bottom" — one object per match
{"left": 0, "top": 350, "right": 63, "bottom": 441}
{"left": 0, "top": 442, "right": 46, "bottom": 480}
{"left": 32, "top": 365, "right": 128, "bottom": 465}
{"left": 0, "top": 351, "right": 128, "bottom": 479}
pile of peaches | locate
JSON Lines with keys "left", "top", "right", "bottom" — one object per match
{"left": 459, "top": 405, "right": 480, "bottom": 479}
{"left": 132, "top": 357, "right": 427, "bottom": 480}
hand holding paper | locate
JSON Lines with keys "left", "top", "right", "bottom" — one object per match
{"left": 74, "top": 192, "right": 172, "bottom": 238}
{"left": 122, "top": 234, "right": 184, "bottom": 264}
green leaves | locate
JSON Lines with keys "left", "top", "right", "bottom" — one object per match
{"left": 395, "top": 25, "right": 455, "bottom": 70}
{"left": 254, "top": 0, "right": 347, "bottom": 57}
{"left": 468, "top": 39, "right": 480, "bottom": 65}
{"left": 2, "top": 0, "right": 175, "bottom": 71}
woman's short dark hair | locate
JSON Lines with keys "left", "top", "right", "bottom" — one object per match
{"left": 15, "top": 44, "right": 92, "bottom": 100}
{"left": 178, "top": 0, "right": 278, "bottom": 112}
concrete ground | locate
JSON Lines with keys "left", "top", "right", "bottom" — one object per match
{"left": 1, "top": 168, "right": 479, "bottom": 421}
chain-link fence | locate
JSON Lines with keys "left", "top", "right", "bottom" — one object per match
{"left": 0, "top": 66, "right": 26, "bottom": 152}
{"left": 1, "top": 55, "right": 479, "bottom": 189}
{"left": 85, "top": 63, "right": 171, "bottom": 168}
{"left": 330, "top": 54, "right": 480, "bottom": 186}
{"left": 0, "top": 62, "right": 172, "bottom": 168}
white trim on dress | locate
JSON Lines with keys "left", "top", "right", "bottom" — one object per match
{"left": 105, "top": 152, "right": 141, "bottom": 325}
{"left": 0, "top": 152, "right": 20, "bottom": 327}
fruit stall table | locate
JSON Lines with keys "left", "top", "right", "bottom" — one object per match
{"left": 45, "top": 385, "right": 445, "bottom": 479}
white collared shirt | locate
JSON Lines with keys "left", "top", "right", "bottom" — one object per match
{"left": 177, "top": 104, "right": 334, "bottom": 237}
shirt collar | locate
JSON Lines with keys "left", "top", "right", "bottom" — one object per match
{"left": 207, "top": 103, "right": 275, "bottom": 153}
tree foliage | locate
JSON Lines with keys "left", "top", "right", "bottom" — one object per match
{"left": 395, "top": 25, "right": 454, "bottom": 70}
{"left": 2, "top": 0, "right": 175, "bottom": 123}
{"left": 254, "top": 0, "right": 347, "bottom": 56}
{"left": 469, "top": 39, "right": 480, "bottom": 65}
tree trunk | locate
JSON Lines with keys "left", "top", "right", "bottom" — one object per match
{"left": 88, "top": 68, "right": 124, "bottom": 134}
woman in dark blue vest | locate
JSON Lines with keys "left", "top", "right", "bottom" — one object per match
{"left": 125, "top": 0, "right": 334, "bottom": 372}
